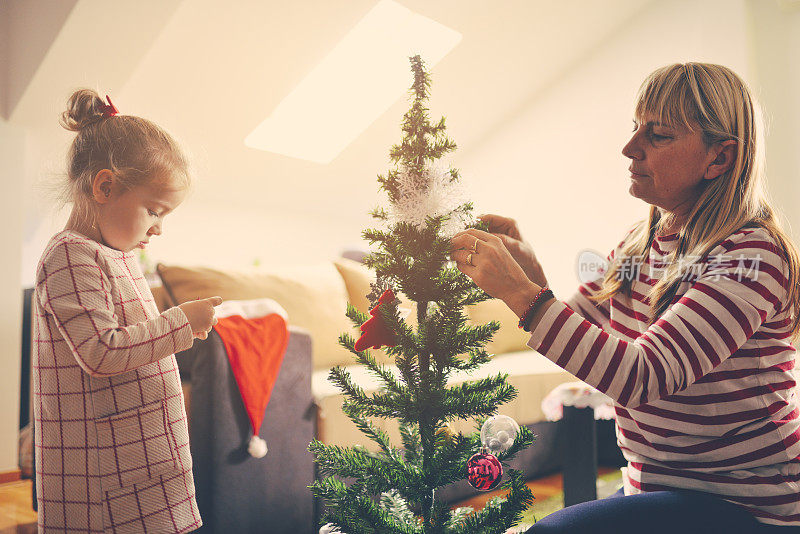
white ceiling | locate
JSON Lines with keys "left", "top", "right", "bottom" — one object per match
{"left": 6, "top": 0, "right": 655, "bottom": 214}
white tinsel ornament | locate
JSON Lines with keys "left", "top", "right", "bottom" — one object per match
{"left": 319, "top": 524, "right": 341, "bottom": 534}
{"left": 247, "top": 435, "right": 268, "bottom": 458}
{"left": 390, "top": 165, "right": 469, "bottom": 237}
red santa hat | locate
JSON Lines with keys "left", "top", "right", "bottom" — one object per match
{"left": 213, "top": 299, "right": 289, "bottom": 458}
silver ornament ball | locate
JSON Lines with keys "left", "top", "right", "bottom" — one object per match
{"left": 480, "top": 415, "right": 520, "bottom": 454}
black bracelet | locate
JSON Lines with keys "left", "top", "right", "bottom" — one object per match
{"left": 518, "top": 288, "right": 554, "bottom": 332}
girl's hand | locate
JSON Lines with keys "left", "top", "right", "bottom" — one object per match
{"left": 178, "top": 296, "right": 223, "bottom": 339}
{"left": 451, "top": 229, "right": 540, "bottom": 318}
{"left": 479, "top": 214, "right": 548, "bottom": 287}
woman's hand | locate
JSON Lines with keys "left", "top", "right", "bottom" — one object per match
{"left": 178, "top": 296, "right": 223, "bottom": 340}
{"left": 451, "top": 229, "right": 541, "bottom": 318}
{"left": 479, "top": 214, "right": 548, "bottom": 287}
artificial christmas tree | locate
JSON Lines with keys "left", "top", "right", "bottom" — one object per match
{"left": 310, "top": 55, "right": 534, "bottom": 533}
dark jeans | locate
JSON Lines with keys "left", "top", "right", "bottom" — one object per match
{"left": 527, "top": 488, "right": 799, "bottom": 534}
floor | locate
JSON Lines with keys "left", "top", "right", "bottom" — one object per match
{"left": 453, "top": 466, "right": 618, "bottom": 511}
{"left": 0, "top": 470, "right": 616, "bottom": 532}
{"left": 452, "top": 470, "right": 569, "bottom": 511}
{"left": 0, "top": 480, "right": 37, "bottom": 534}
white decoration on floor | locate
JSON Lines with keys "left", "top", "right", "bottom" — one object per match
{"left": 541, "top": 381, "right": 615, "bottom": 421}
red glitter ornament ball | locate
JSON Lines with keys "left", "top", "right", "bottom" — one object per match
{"left": 466, "top": 452, "right": 503, "bottom": 491}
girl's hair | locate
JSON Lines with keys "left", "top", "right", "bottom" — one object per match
{"left": 592, "top": 63, "right": 800, "bottom": 340}
{"left": 59, "top": 89, "right": 190, "bottom": 225}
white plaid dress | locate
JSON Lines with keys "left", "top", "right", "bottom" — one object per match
{"left": 33, "top": 230, "right": 201, "bottom": 533}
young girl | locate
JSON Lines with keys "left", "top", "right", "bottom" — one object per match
{"left": 453, "top": 63, "right": 800, "bottom": 532}
{"left": 33, "top": 89, "right": 221, "bottom": 533}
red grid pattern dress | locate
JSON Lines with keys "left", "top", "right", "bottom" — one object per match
{"left": 33, "top": 230, "right": 201, "bottom": 533}
{"left": 530, "top": 225, "right": 800, "bottom": 526}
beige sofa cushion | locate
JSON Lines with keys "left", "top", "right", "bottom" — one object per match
{"left": 157, "top": 263, "right": 356, "bottom": 369}
{"left": 312, "top": 349, "right": 578, "bottom": 450}
{"left": 333, "top": 258, "right": 373, "bottom": 315}
{"left": 464, "top": 298, "right": 532, "bottom": 355}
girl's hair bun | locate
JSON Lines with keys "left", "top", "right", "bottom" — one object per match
{"left": 59, "top": 89, "right": 106, "bottom": 132}
{"left": 60, "top": 88, "right": 191, "bottom": 227}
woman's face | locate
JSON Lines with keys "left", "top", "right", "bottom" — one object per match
{"left": 622, "top": 116, "right": 716, "bottom": 218}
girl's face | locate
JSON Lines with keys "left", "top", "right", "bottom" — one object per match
{"left": 622, "top": 116, "right": 716, "bottom": 218}
{"left": 96, "top": 176, "right": 187, "bottom": 252}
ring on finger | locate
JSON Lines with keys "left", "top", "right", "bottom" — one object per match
{"left": 471, "top": 238, "right": 479, "bottom": 254}
{"left": 467, "top": 252, "right": 475, "bottom": 267}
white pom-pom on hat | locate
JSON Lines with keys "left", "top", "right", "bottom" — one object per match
{"left": 248, "top": 435, "right": 268, "bottom": 458}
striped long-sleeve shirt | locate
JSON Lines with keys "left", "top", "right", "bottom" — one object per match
{"left": 528, "top": 225, "right": 800, "bottom": 526}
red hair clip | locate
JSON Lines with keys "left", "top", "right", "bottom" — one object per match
{"left": 101, "top": 95, "right": 119, "bottom": 118}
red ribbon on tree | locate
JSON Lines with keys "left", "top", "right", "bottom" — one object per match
{"left": 354, "top": 289, "right": 397, "bottom": 352}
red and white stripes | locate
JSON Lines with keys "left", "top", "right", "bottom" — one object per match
{"left": 529, "top": 226, "right": 800, "bottom": 526}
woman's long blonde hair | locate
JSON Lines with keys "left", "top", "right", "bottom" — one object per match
{"left": 592, "top": 63, "right": 800, "bottom": 340}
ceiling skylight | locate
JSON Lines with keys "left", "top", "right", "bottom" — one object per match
{"left": 244, "top": 0, "right": 462, "bottom": 164}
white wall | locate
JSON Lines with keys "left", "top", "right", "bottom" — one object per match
{"left": 459, "top": 0, "right": 766, "bottom": 298}
{"left": 5, "top": 0, "right": 800, "bottom": 476}
{"left": 0, "top": 119, "right": 25, "bottom": 473}
{"left": 747, "top": 0, "right": 800, "bottom": 241}
{"left": 18, "top": 0, "right": 800, "bottom": 289}
{"left": 138, "top": 197, "right": 374, "bottom": 271}
{"left": 1, "top": 0, "right": 77, "bottom": 118}
{"left": 0, "top": 0, "right": 24, "bottom": 475}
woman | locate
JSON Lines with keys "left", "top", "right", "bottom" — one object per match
{"left": 452, "top": 63, "right": 800, "bottom": 532}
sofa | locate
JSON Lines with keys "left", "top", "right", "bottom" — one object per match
{"left": 21, "top": 257, "right": 622, "bottom": 533}
{"left": 151, "top": 257, "right": 624, "bottom": 531}
{"left": 173, "top": 327, "right": 316, "bottom": 533}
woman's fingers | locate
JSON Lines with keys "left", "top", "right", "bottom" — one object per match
{"left": 479, "top": 214, "right": 522, "bottom": 240}
{"left": 451, "top": 228, "right": 497, "bottom": 251}
{"left": 494, "top": 233, "right": 515, "bottom": 248}
{"left": 451, "top": 229, "right": 508, "bottom": 268}
{"left": 451, "top": 232, "right": 498, "bottom": 273}
{"left": 451, "top": 248, "right": 477, "bottom": 267}
{"left": 450, "top": 227, "right": 536, "bottom": 303}
{"left": 450, "top": 232, "right": 477, "bottom": 253}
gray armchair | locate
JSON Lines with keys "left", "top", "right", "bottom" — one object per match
{"left": 176, "top": 326, "right": 316, "bottom": 534}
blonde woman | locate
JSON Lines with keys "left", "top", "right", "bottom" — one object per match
{"left": 452, "top": 63, "right": 800, "bottom": 532}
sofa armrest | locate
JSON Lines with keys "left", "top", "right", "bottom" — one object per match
{"left": 180, "top": 325, "right": 315, "bottom": 534}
